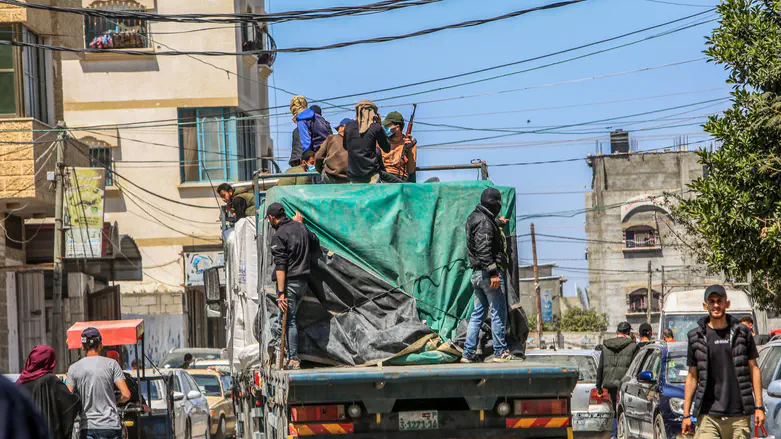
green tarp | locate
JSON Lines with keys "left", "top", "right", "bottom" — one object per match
{"left": 265, "top": 181, "right": 516, "bottom": 341}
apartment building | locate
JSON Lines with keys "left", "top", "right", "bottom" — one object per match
{"left": 62, "top": 0, "right": 273, "bottom": 356}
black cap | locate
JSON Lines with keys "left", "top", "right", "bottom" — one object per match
{"left": 81, "top": 327, "right": 102, "bottom": 344}
{"left": 266, "top": 202, "right": 286, "bottom": 219}
{"left": 617, "top": 322, "right": 632, "bottom": 334}
{"left": 704, "top": 284, "right": 727, "bottom": 301}
{"left": 639, "top": 323, "right": 652, "bottom": 337}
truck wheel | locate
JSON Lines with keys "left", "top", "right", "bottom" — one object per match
{"left": 654, "top": 414, "right": 667, "bottom": 439}
{"left": 618, "top": 412, "right": 629, "bottom": 439}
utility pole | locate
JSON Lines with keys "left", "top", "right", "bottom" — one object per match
{"left": 531, "top": 224, "right": 543, "bottom": 349}
{"left": 646, "top": 261, "right": 653, "bottom": 324}
{"left": 660, "top": 265, "right": 665, "bottom": 316}
{"left": 52, "top": 131, "right": 65, "bottom": 372}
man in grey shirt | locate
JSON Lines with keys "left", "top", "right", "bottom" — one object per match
{"left": 66, "top": 327, "right": 130, "bottom": 439}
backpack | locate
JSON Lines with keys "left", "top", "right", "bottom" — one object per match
{"left": 306, "top": 114, "right": 333, "bottom": 151}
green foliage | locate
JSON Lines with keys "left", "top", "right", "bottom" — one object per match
{"left": 527, "top": 314, "right": 560, "bottom": 332}
{"left": 670, "top": 0, "right": 781, "bottom": 310}
{"left": 528, "top": 308, "right": 608, "bottom": 332}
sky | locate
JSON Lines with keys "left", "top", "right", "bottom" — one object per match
{"left": 263, "top": 0, "right": 727, "bottom": 297}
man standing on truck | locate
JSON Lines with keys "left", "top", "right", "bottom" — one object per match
{"left": 315, "top": 118, "right": 352, "bottom": 184}
{"left": 344, "top": 100, "right": 391, "bottom": 184}
{"left": 380, "top": 111, "right": 417, "bottom": 183}
{"left": 462, "top": 188, "right": 519, "bottom": 363}
{"left": 267, "top": 202, "right": 320, "bottom": 370}
{"left": 681, "top": 285, "right": 764, "bottom": 439}
{"left": 217, "top": 183, "right": 256, "bottom": 221}
{"left": 596, "top": 321, "right": 639, "bottom": 439}
{"left": 66, "top": 328, "right": 131, "bottom": 439}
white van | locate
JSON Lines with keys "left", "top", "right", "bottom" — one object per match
{"left": 659, "top": 288, "right": 756, "bottom": 341}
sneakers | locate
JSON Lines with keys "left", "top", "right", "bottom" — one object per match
{"left": 485, "top": 350, "right": 522, "bottom": 363}
{"left": 285, "top": 359, "right": 301, "bottom": 370}
{"left": 460, "top": 355, "right": 475, "bottom": 364}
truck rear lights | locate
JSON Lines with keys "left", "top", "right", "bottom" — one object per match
{"left": 291, "top": 405, "right": 346, "bottom": 422}
{"left": 347, "top": 404, "right": 362, "bottom": 419}
{"left": 496, "top": 402, "right": 512, "bottom": 417}
{"left": 589, "top": 388, "right": 612, "bottom": 406}
{"left": 513, "top": 399, "right": 568, "bottom": 416}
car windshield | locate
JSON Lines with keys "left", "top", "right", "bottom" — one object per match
{"left": 139, "top": 379, "right": 164, "bottom": 401}
{"left": 191, "top": 374, "right": 222, "bottom": 397}
{"left": 160, "top": 351, "right": 222, "bottom": 368}
{"left": 663, "top": 313, "right": 752, "bottom": 342}
{"left": 526, "top": 355, "right": 597, "bottom": 382}
{"left": 666, "top": 352, "right": 688, "bottom": 384}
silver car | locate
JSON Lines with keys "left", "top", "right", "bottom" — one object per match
{"left": 140, "top": 369, "right": 212, "bottom": 439}
{"left": 525, "top": 349, "right": 614, "bottom": 439}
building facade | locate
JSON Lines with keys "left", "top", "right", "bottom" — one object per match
{"left": 62, "top": 0, "right": 273, "bottom": 355}
{"left": 585, "top": 145, "right": 721, "bottom": 331}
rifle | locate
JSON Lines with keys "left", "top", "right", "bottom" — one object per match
{"left": 405, "top": 103, "right": 417, "bottom": 138}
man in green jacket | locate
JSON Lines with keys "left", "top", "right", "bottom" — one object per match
{"left": 596, "top": 322, "right": 640, "bottom": 439}
{"left": 217, "top": 183, "right": 256, "bottom": 220}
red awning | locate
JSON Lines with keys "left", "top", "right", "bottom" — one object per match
{"left": 67, "top": 319, "right": 144, "bottom": 349}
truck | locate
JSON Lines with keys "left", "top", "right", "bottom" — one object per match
{"left": 659, "top": 288, "right": 757, "bottom": 340}
{"left": 217, "top": 166, "right": 580, "bottom": 439}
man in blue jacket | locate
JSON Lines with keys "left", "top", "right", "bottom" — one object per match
{"left": 289, "top": 96, "right": 332, "bottom": 167}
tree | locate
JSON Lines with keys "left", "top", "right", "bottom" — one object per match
{"left": 670, "top": 0, "right": 781, "bottom": 310}
{"left": 559, "top": 308, "right": 608, "bottom": 332}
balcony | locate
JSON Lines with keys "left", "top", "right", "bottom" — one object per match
{"left": 242, "top": 23, "right": 276, "bottom": 68}
{"left": 85, "top": 0, "right": 149, "bottom": 50}
{"left": 0, "top": 119, "right": 89, "bottom": 217}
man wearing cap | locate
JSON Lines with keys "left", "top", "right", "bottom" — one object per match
{"left": 637, "top": 322, "right": 653, "bottom": 349}
{"left": 315, "top": 118, "right": 352, "bottom": 184}
{"left": 596, "top": 321, "right": 639, "bottom": 439}
{"left": 66, "top": 328, "right": 131, "bottom": 439}
{"left": 381, "top": 111, "right": 417, "bottom": 183}
{"left": 266, "top": 202, "right": 320, "bottom": 370}
{"left": 682, "top": 285, "right": 764, "bottom": 439}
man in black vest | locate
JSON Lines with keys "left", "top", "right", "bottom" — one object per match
{"left": 596, "top": 321, "right": 639, "bottom": 439}
{"left": 682, "top": 285, "right": 764, "bottom": 439}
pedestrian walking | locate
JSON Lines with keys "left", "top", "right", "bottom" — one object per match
{"left": 682, "top": 285, "right": 764, "bottom": 439}
{"left": 66, "top": 327, "right": 131, "bottom": 439}
{"left": 664, "top": 328, "right": 676, "bottom": 343}
{"left": 17, "top": 345, "right": 81, "bottom": 439}
{"left": 267, "top": 202, "right": 320, "bottom": 370}
{"left": 637, "top": 323, "right": 653, "bottom": 348}
{"left": 461, "top": 188, "right": 519, "bottom": 363}
{"left": 596, "top": 321, "right": 640, "bottom": 439}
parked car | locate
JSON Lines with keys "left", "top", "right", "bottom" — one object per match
{"left": 617, "top": 342, "right": 689, "bottom": 439}
{"left": 190, "top": 359, "right": 235, "bottom": 374}
{"left": 188, "top": 370, "right": 236, "bottom": 439}
{"left": 758, "top": 340, "right": 781, "bottom": 439}
{"left": 160, "top": 348, "right": 226, "bottom": 369}
{"left": 139, "top": 369, "right": 211, "bottom": 439}
{"left": 525, "top": 349, "right": 614, "bottom": 438}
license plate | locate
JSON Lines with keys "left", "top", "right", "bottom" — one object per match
{"left": 399, "top": 411, "right": 439, "bottom": 431}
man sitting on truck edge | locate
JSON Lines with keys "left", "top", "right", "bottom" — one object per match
{"left": 682, "top": 285, "right": 764, "bottom": 439}
{"left": 267, "top": 202, "right": 320, "bottom": 370}
{"left": 596, "top": 321, "right": 639, "bottom": 439}
{"left": 278, "top": 149, "right": 316, "bottom": 187}
{"left": 217, "top": 183, "right": 255, "bottom": 221}
{"left": 66, "top": 328, "right": 131, "bottom": 439}
{"left": 461, "top": 188, "right": 520, "bottom": 363}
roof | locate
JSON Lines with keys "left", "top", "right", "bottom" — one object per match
{"left": 67, "top": 319, "right": 144, "bottom": 349}
{"left": 663, "top": 289, "right": 752, "bottom": 312}
{"left": 186, "top": 369, "right": 223, "bottom": 376}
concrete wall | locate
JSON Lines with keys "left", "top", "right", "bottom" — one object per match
{"left": 123, "top": 312, "right": 186, "bottom": 365}
{"left": 585, "top": 151, "right": 721, "bottom": 331}
{"left": 121, "top": 291, "right": 183, "bottom": 315}
{"left": 531, "top": 331, "right": 611, "bottom": 351}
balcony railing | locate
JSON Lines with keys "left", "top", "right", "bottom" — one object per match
{"left": 242, "top": 24, "right": 276, "bottom": 67}
{"left": 85, "top": 0, "right": 149, "bottom": 49}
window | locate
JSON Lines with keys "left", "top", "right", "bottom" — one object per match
{"left": 0, "top": 25, "right": 15, "bottom": 114}
{"left": 624, "top": 226, "right": 659, "bottom": 248}
{"left": 85, "top": 0, "right": 149, "bottom": 49}
{"left": 171, "top": 375, "right": 182, "bottom": 392}
{"left": 666, "top": 352, "right": 688, "bottom": 384}
{"left": 761, "top": 346, "right": 781, "bottom": 389}
{"left": 21, "top": 28, "right": 47, "bottom": 123}
{"left": 89, "top": 147, "right": 113, "bottom": 186}
{"left": 627, "top": 288, "right": 660, "bottom": 314}
{"left": 178, "top": 108, "right": 257, "bottom": 183}
{"left": 641, "top": 350, "right": 662, "bottom": 380}
{"left": 191, "top": 374, "right": 222, "bottom": 397}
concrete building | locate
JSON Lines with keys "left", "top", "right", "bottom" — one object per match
{"left": 518, "top": 263, "right": 567, "bottom": 323}
{"left": 62, "top": 0, "right": 273, "bottom": 356}
{"left": 585, "top": 139, "right": 721, "bottom": 331}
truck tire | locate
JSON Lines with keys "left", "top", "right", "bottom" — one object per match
{"left": 215, "top": 416, "right": 227, "bottom": 439}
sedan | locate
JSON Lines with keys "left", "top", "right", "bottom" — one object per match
{"left": 617, "top": 342, "right": 689, "bottom": 439}
{"left": 140, "top": 369, "right": 211, "bottom": 439}
{"left": 525, "top": 349, "right": 614, "bottom": 439}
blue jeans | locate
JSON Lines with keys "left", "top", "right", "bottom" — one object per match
{"left": 463, "top": 270, "right": 508, "bottom": 358}
{"left": 284, "top": 279, "right": 308, "bottom": 360}
{"left": 81, "top": 429, "right": 122, "bottom": 439}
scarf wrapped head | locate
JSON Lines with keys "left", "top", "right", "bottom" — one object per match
{"left": 17, "top": 345, "right": 56, "bottom": 384}
{"left": 290, "top": 95, "right": 308, "bottom": 123}
{"left": 355, "top": 100, "right": 379, "bottom": 134}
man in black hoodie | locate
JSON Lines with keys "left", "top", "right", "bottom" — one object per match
{"left": 681, "top": 285, "right": 763, "bottom": 439}
{"left": 461, "top": 188, "right": 519, "bottom": 363}
{"left": 267, "top": 202, "right": 320, "bottom": 370}
{"left": 596, "top": 321, "right": 639, "bottom": 439}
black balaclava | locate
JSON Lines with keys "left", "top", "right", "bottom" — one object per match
{"left": 480, "top": 188, "right": 502, "bottom": 217}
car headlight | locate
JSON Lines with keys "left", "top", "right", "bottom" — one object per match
{"left": 669, "top": 397, "right": 685, "bottom": 415}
